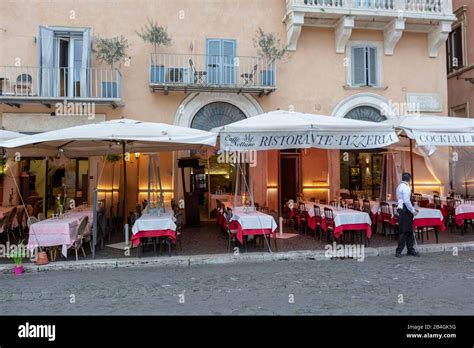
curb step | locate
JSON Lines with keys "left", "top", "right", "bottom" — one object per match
{"left": 1, "top": 242, "right": 473, "bottom": 273}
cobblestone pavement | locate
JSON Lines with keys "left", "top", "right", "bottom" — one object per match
{"left": 1, "top": 251, "right": 473, "bottom": 315}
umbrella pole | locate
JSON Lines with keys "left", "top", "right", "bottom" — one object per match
{"left": 156, "top": 159, "right": 164, "bottom": 211}
{"left": 409, "top": 139, "right": 415, "bottom": 193}
{"left": 147, "top": 155, "right": 151, "bottom": 209}
{"left": 122, "top": 142, "right": 129, "bottom": 247}
{"left": 207, "top": 156, "right": 211, "bottom": 220}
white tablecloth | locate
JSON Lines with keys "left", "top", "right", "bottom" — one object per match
{"left": 415, "top": 207, "right": 444, "bottom": 221}
{"left": 131, "top": 212, "right": 177, "bottom": 234}
{"left": 455, "top": 204, "right": 474, "bottom": 215}
{"left": 319, "top": 205, "right": 372, "bottom": 228}
{"left": 28, "top": 211, "right": 93, "bottom": 258}
{"left": 231, "top": 208, "right": 277, "bottom": 231}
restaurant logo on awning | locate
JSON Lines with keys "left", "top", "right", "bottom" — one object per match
{"left": 222, "top": 131, "right": 398, "bottom": 150}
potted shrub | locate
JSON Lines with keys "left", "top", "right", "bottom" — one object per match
{"left": 10, "top": 241, "right": 26, "bottom": 275}
{"left": 136, "top": 20, "right": 172, "bottom": 83}
{"left": 253, "top": 28, "right": 288, "bottom": 86}
{"left": 94, "top": 35, "right": 130, "bottom": 98}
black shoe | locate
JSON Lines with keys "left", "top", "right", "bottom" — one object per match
{"left": 395, "top": 253, "right": 402, "bottom": 258}
{"left": 407, "top": 251, "right": 420, "bottom": 257}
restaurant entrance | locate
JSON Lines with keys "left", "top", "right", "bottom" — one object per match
{"left": 340, "top": 150, "right": 384, "bottom": 199}
{"left": 279, "top": 149, "right": 301, "bottom": 210}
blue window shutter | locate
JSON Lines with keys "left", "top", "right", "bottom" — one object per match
{"left": 206, "top": 39, "right": 221, "bottom": 84}
{"left": 222, "top": 40, "right": 236, "bottom": 84}
{"left": 368, "top": 47, "right": 377, "bottom": 86}
{"left": 352, "top": 47, "right": 366, "bottom": 86}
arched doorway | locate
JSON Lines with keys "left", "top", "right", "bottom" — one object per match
{"left": 341, "top": 106, "right": 387, "bottom": 198}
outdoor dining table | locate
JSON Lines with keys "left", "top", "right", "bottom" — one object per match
{"left": 229, "top": 207, "right": 277, "bottom": 245}
{"left": 455, "top": 203, "right": 474, "bottom": 227}
{"left": 317, "top": 204, "right": 373, "bottom": 241}
{"left": 27, "top": 216, "right": 82, "bottom": 258}
{"left": 131, "top": 212, "right": 177, "bottom": 247}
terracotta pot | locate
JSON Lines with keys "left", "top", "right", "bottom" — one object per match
{"left": 14, "top": 265, "right": 24, "bottom": 275}
{"left": 35, "top": 251, "right": 49, "bottom": 265}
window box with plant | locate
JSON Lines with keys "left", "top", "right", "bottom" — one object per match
{"left": 254, "top": 28, "right": 287, "bottom": 87}
{"left": 137, "top": 20, "right": 172, "bottom": 84}
{"left": 94, "top": 35, "right": 129, "bottom": 98}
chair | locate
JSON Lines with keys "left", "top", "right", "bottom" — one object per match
{"left": 189, "top": 59, "right": 207, "bottom": 85}
{"left": 38, "top": 213, "right": 46, "bottom": 221}
{"left": 313, "top": 205, "right": 324, "bottom": 241}
{"left": 380, "top": 202, "right": 393, "bottom": 238}
{"left": 241, "top": 64, "right": 257, "bottom": 87}
{"left": 3, "top": 207, "right": 17, "bottom": 242}
{"left": 32, "top": 200, "right": 43, "bottom": 218}
{"left": 14, "top": 73, "right": 33, "bottom": 96}
{"left": 72, "top": 216, "right": 89, "bottom": 261}
{"left": 27, "top": 216, "right": 39, "bottom": 228}
{"left": 323, "top": 208, "right": 335, "bottom": 243}
{"left": 225, "top": 208, "right": 238, "bottom": 252}
{"left": 391, "top": 204, "right": 400, "bottom": 240}
{"left": 16, "top": 207, "right": 26, "bottom": 237}
{"left": 296, "top": 202, "right": 308, "bottom": 234}
{"left": 353, "top": 199, "right": 361, "bottom": 211}
{"left": 433, "top": 195, "right": 442, "bottom": 210}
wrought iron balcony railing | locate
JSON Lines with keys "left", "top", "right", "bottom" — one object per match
{"left": 0, "top": 66, "right": 122, "bottom": 106}
{"left": 149, "top": 53, "right": 277, "bottom": 95}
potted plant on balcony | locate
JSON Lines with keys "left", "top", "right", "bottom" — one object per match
{"left": 253, "top": 28, "right": 288, "bottom": 86}
{"left": 94, "top": 35, "right": 129, "bottom": 98}
{"left": 136, "top": 20, "right": 172, "bottom": 83}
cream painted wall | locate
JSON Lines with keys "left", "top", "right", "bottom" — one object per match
{"left": 0, "top": 0, "right": 451, "bottom": 210}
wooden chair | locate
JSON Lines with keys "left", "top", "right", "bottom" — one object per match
{"left": 225, "top": 208, "right": 238, "bottom": 252}
{"left": 313, "top": 205, "right": 324, "bottom": 241}
{"left": 71, "top": 216, "right": 89, "bottom": 261}
{"left": 297, "top": 202, "right": 308, "bottom": 234}
{"left": 380, "top": 202, "right": 393, "bottom": 238}
{"left": 27, "top": 216, "right": 39, "bottom": 228}
{"left": 16, "top": 207, "right": 26, "bottom": 237}
{"left": 323, "top": 207, "right": 335, "bottom": 243}
{"left": 353, "top": 199, "right": 361, "bottom": 211}
{"left": 391, "top": 204, "right": 400, "bottom": 239}
{"left": 3, "top": 207, "right": 17, "bottom": 243}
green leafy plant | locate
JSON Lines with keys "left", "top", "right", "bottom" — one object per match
{"left": 9, "top": 240, "right": 26, "bottom": 266}
{"left": 136, "top": 19, "right": 172, "bottom": 54}
{"left": 106, "top": 154, "right": 122, "bottom": 163}
{"left": 253, "top": 27, "right": 289, "bottom": 63}
{"left": 0, "top": 156, "right": 7, "bottom": 181}
{"left": 94, "top": 36, "right": 130, "bottom": 69}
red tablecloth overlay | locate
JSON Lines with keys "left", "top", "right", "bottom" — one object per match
{"left": 131, "top": 229, "right": 176, "bottom": 246}
{"left": 217, "top": 211, "right": 276, "bottom": 244}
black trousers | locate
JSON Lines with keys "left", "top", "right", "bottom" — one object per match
{"left": 396, "top": 206, "right": 416, "bottom": 254}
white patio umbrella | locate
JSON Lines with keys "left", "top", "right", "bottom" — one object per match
{"left": 385, "top": 115, "right": 474, "bottom": 191}
{"left": 0, "top": 118, "right": 218, "bottom": 257}
{"left": 211, "top": 110, "right": 399, "bottom": 207}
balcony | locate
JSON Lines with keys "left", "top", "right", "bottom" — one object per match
{"left": 284, "top": 0, "right": 456, "bottom": 56}
{"left": 148, "top": 54, "right": 277, "bottom": 96}
{"left": 0, "top": 66, "right": 122, "bottom": 107}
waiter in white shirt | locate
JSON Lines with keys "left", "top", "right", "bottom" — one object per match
{"left": 395, "top": 172, "right": 420, "bottom": 258}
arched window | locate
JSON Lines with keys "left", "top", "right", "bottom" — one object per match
{"left": 191, "top": 102, "right": 246, "bottom": 131}
{"left": 344, "top": 106, "right": 386, "bottom": 123}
